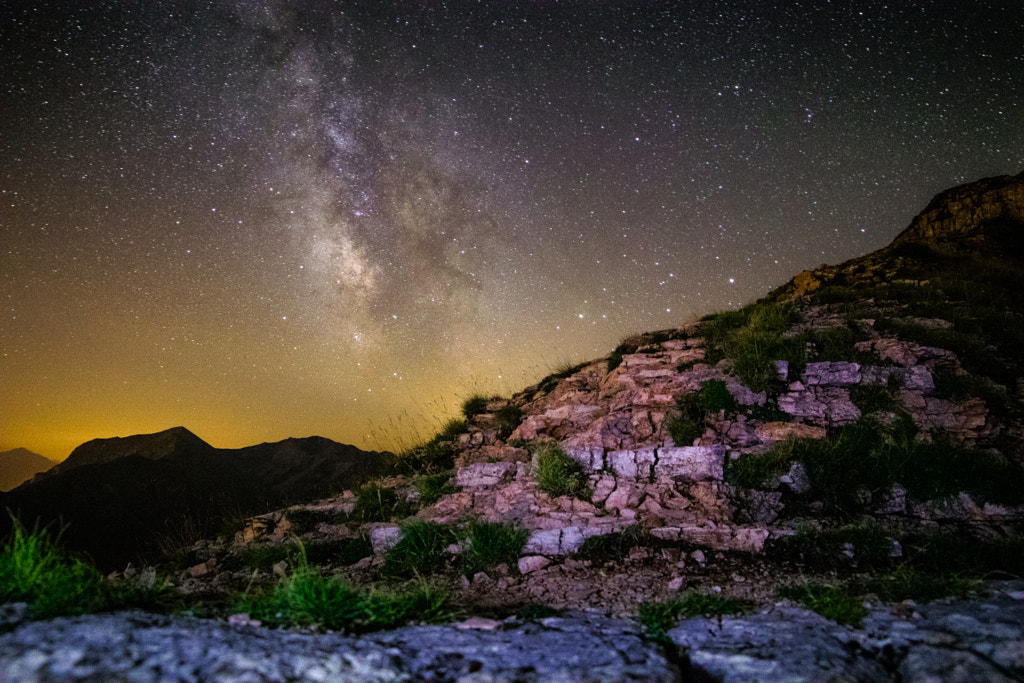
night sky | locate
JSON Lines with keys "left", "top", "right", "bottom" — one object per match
{"left": 2, "top": 1, "right": 1022, "bottom": 460}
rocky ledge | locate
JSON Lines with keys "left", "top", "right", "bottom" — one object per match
{"left": 1, "top": 580, "right": 1021, "bottom": 682}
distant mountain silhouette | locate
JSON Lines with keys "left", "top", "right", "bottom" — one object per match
{"left": 0, "top": 448, "right": 56, "bottom": 492}
{"left": 0, "top": 428, "right": 391, "bottom": 569}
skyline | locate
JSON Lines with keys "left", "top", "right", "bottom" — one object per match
{"left": 2, "top": 1, "right": 1022, "bottom": 460}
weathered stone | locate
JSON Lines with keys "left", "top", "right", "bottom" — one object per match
{"left": 590, "top": 474, "right": 616, "bottom": 504}
{"left": 517, "top": 555, "right": 551, "bottom": 575}
{"left": 367, "top": 524, "right": 402, "bottom": 553}
{"left": 653, "top": 446, "right": 724, "bottom": 482}
{"left": 778, "top": 461, "right": 811, "bottom": 494}
{"left": 456, "top": 462, "right": 516, "bottom": 489}
{"left": 802, "top": 361, "right": 861, "bottom": 386}
{"left": 564, "top": 446, "right": 604, "bottom": 471}
{"left": 755, "top": 421, "right": 827, "bottom": 442}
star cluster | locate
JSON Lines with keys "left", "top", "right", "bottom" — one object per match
{"left": 2, "top": 1, "right": 1021, "bottom": 458}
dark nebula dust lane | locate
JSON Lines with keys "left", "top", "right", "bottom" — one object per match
{"left": 2, "top": 1, "right": 1021, "bottom": 458}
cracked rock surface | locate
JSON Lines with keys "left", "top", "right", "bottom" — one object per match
{"left": 3, "top": 581, "right": 1022, "bottom": 682}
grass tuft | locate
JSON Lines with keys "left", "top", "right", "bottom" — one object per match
{"left": 461, "top": 521, "right": 528, "bottom": 576}
{"left": 461, "top": 394, "right": 490, "bottom": 419}
{"left": 0, "top": 515, "right": 105, "bottom": 619}
{"left": 382, "top": 520, "right": 459, "bottom": 579}
{"left": 638, "top": 592, "right": 752, "bottom": 642}
{"left": 778, "top": 582, "right": 867, "bottom": 626}
{"left": 534, "top": 442, "right": 591, "bottom": 500}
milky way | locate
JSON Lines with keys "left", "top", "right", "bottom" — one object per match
{"left": 2, "top": 1, "right": 1022, "bottom": 458}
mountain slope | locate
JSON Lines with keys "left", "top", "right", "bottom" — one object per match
{"left": 0, "top": 448, "right": 56, "bottom": 491}
{"left": 0, "top": 429, "right": 391, "bottom": 569}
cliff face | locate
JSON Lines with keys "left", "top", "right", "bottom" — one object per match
{"left": 890, "top": 170, "right": 1024, "bottom": 259}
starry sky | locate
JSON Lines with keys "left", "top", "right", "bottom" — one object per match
{"left": 2, "top": 1, "right": 1022, "bottom": 460}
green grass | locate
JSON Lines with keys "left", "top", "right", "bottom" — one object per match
{"left": 666, "top": 379, "right": 738, "bottom": 446}
{"left": 724, "top": 445, "right": 799, "bottom": 489}
{"left": 493, "top": 404, "right": 524, "bottom": 439}
{"left": 283, "top": 508, "right": 329, "bottom": 536}
{"left": 770, "top": 523, "right": 896, "bottom": 573}
{"left": 461, "top": 394, "right": 490, "bottom": 419}
{"left": 535, "top": 442, "right": 591, "bottom": 500}
{"left": 382, "top": 520, "right": 459, "bottom": 579}
{"left": 349, "top": 483, "right": 416, "bottom": 523}
{"left": 0, "top": 514, "right": 179, "bottom": 621}
{"left": 698, "top": 301, "right": 804, "bottom": 392}
{"left": 778, "top": 583, "right": 867, "bottom": 626}
{"left": 0, "top": 516, "right": 105, "bottom": 619}
{"left": 726, "top": 417, "right": 1024, "bottom": 516}
{"left": 638, "top": 592, "right": 752, "bottom": 642}
{"left": 461, "top": 521, "right": 528, "bottom": 576}
{"left": 386, "top": 418, "right": 468, "bottom": 476}
{"left": 575, "top": 525, "right": 652, "bottom": 564}
{"left": 415, "top": 472, "right": 460, "bottom": 506}
{"left": 234, "top": 562, "right": 451, "bottom": 633}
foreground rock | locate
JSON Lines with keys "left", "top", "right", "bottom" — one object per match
{"left": 0, "top": 610, "right": 678, "bottom": 682}
{"left": 670, "top": 580, "right": 1024, "bottom": 682}
{"left": 2, "top": 581, "right": 1021, "bottom": 682}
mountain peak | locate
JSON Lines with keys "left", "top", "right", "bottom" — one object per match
{"left": 48, "top": 426, "right": 214, "bottom": 476}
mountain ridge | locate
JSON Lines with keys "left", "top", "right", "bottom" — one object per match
{"left": 0, "top": 448, "right": 56, "bottom": 492}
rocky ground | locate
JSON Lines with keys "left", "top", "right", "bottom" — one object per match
{"left": 1, "top": 580, "right": 1022, "bottom": 682}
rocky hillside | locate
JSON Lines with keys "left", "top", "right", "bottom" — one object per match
{"left": 165, "top": 171, "right": 1024, "bottom": 623}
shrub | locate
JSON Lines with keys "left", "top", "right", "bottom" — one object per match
{"left": 386, "top": 419, "right": 468, "bottom": 476}
{"left": 535, "top": 442, "right": 591, "bottom": 500}
{"left": 382, "top": 520, "right": 459, "bottom": 579}
{"left": 461, "top": 521, "right": 528, "bottom": 576}
{"left": 461, "top": 394, "right": 490, "bottom": 419}
{"left": 638, "top": 592, "right": 751, "bottom": 642}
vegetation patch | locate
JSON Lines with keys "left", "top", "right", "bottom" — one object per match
{"left": 461, "top": 521, "right": 528, "bottom": 576}
{"left": 770, "top": 523, "right": 896, "bottom": 573}
{"left": 0, "top": 516, "right": 105, "bottom": 620}
{"left": 493, "top": 404, "right": 524, "bottom": 439}
{"left": 726, "top": 418, "right": 1024, "bottom": 516}
{"left": 461, "top": 394, "right": 490, "bottom": 419}
{"left": 1, "top": 515, "right": 177, "bottom": 622}
{"left": 698, "top": 301, "right": 804, "bottom": 392}
{"left": 414, "top": 471, "right": 460, "bottom": 506}
{"left": 348, "top": 483, "right": 416, "bottom": 523}
{"left": 575, "top": 525, "right": 652, "bottom": 564}
{"left": 535, "top": 442, "right": 591, "bottom": 501}
{"left": 234, "top": 565, "right": 450, "bottom": 633}
{"left": 535, "top": 360, "right": 589, "bottom": 395}
{"left": 666, "top": 379, "right": 737, "bottom": 446}
{"left": 638, "top": 592, "right": 752, "bottom": 642}
{"left": 778, "top": 583, "right": 867, "bottom": 627}
{"left": 386, "top": 418, "right": 468, "bottom": 476}
{"left": 724, "top": 446, "right": 798, "bottom": 490}
{"left": 382, "top": 520, "right": 459, "bottom": 579}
